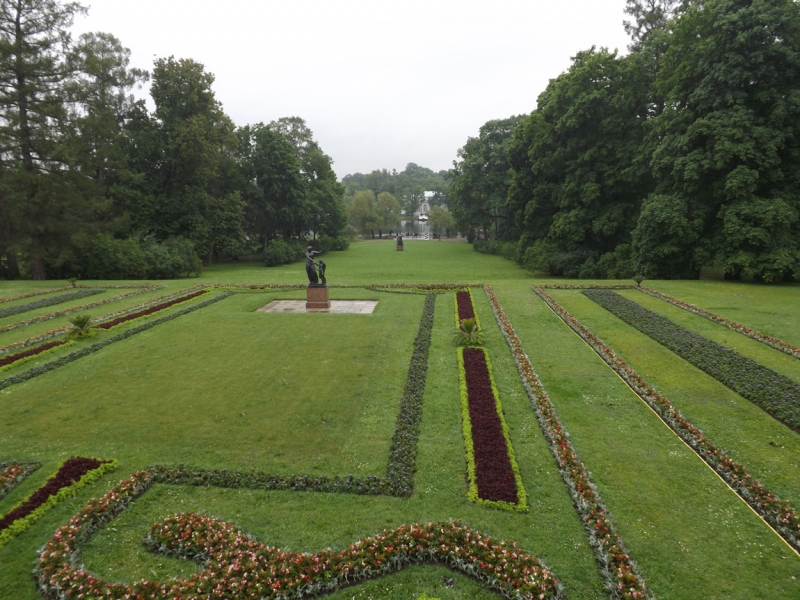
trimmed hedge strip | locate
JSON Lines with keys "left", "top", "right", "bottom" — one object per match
{"left": 95, "top": 289, "right": 209, "bottom": 330}
{"left": 458, "top": 347, "right": 528, "bottom": 511}
{"left": 0, "top": 292, "right": 234, "bottom": 392}
{"left": 486, "top": 285, "right": 650, "bottom": 600}
{"left": 0, "top": 457, "right": 117, "bottom": 549}
{"left": 0, "top": 289, "right": 102, "bottom": 319}
{"left": 35, "top": 470, "right": 563, "bottom": 600}
{"left": 0, "top": 285, "right": 73, "bottom": 304}
{"left": 583, "top": 289, "right": 800, "bottom": 432}
{"left": 638, "top": 286, "right": 800, "bottom": 360}
{"left": 0, "top": 461, "right": 41, "bottom": 501}
{"left": 533, "top": 285, "right": 800, "bottom": 553}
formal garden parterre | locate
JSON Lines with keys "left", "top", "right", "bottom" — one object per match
{"left": 1, "top": 245, "right": 799, "bottom": 599}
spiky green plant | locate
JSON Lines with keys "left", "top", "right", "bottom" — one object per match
{"left": 454, "top": 318, "right": 485, "bottom": 347}
{"left": 68, "top": 314, "right": 94, "bottom": 337}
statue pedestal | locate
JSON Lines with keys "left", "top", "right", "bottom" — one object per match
{"left": 396, "top": 244, "right": 404, "bottom": 251}
{"left": 306, "top": 284, "right": 330, "bottom": 309}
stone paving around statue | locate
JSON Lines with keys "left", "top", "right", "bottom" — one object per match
{"left": 257, "top": 300, "right": 378, "bottom": 314}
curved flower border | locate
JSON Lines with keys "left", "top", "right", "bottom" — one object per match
{"left": 458, "top": 347, "right": 528, "bottom": 512}
{"left": 34, "top": 470, "right": 562, "bottom": 600}
{"left": 485, "top": 285, "right": 650, "bottom": 600}
{"left": 637, "top": 286, "right": 800, "bottom": 360}
{"left": 0, "top": 460, "right": 41, "bottom": 501}
{"left": 532, "top": 285, "right": 800, "bottom": 553}
{"left": 0, "top": 457, "right": 117, "bottom": 549}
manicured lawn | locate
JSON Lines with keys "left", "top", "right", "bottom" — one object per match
{"left": 1, "top": 243, "right": 799, "bottom": 599}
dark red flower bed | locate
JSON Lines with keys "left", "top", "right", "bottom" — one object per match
{"left": 0, "top": 457, "right": 107, "bottom": 531}
{"left": 0, "top": 340, "right": 67, "bottom": 368}
{"left": 96, "top": 290, "right": 208, "bottom": 329}
{"left": 456, "top": 290, "right": 475, "bottom": 322}
{"left": 463, "top": 347, "right": 518, "bottom": 503}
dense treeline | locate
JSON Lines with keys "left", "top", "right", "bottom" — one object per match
{"left": 342, "top": 163, "right": 448, "bottom": 216}
{"left": 450, "top": 0, "right": 800, "bottom": 282}
{"left": 0, "top": 1, "right": 347, "bottom": 280}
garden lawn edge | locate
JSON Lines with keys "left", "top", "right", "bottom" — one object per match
{"left": 532, "top": 285, "right": 800, "bottom": 553}
{"left": 485, "top": 285, "right": 650, "bottom": 600}
{"left": 0, "top": 461, "right": 41, "bottom": 501}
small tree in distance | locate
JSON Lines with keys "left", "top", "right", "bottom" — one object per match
{"left": 428, "top": 205, "right": 455, "bottom": 239}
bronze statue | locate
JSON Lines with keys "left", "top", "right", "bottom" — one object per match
{"left": 305, "top": 246, "right": 322, "bottom": 284}
{"left": 318, "top": 260, "right": 327, "bottom": 284}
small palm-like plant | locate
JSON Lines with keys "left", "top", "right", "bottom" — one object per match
{"left": 633, "top": 274, "right": 644, "bottom": 287}
{"left": 68, "top": 314, "right": 94, "bottom": 337}
{"left": 454, "top": 318, "right": 485, "bottom": 347}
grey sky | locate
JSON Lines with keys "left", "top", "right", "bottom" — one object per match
{"left": 74, "top": 0, "right": 632, "bottom": 178}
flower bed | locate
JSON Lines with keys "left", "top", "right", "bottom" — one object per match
{"left": 454, "top": 288, "right": 482, "bottom": 329}
{"left": 458, "top": 347, "right": 527, "bottom": 511}
{"left": 95, "top": 290, "right": 209, "bottom": 330}
{"left": 0, "top": 461, "right": 41, "bottom": 501}
{"left": 0, "top": 292, "right": 234, "bottom": 392}
{"left": 0, "top": 288, "right": 102, "bottom": 319}
{"left": 583, "top": 289, "right": 800, "bottom": 432}
{"left": 0, "top": 286, "right": 162, "bottom": 335}
{"left": 0, "top": 285, "right": 73, "bottom": 304}
{"left": 0, "top": 286, "right": 199, "bottom": 356}
{"left": 533, "top": 285, "right": 800, "bottom": 553}
{"left": 0, "top": 457, "right": 117, "bottom": 549}
{"left": 35, "top": 470, "right": 562, "bottom": 600}
{"left": 0, "top": 340, "right": 74, "bottom": 373}
{"left": 638, "top": 286, "right": 800, "bottom": 360}
{"left": 485, "top": 285, "right": 649, "bottom": 599}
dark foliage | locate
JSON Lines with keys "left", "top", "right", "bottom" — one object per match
{"left": 456, "top": 291, "right": 475, "bottom": 321}
{"left": 0, "top": 457, "right": 106, "bottom": 531}
{"left": 463, "top": 348, "right": 518, "bottom": 503}
{"left": 0, "top": 340, "right": 68, "bottom": 368}
{"left": 584, "top": 289, "right": 800, "bottom": 431}
{"left": 95, "top": 290, "right": 208, "bottom": 329}
{"left": 0, "top": 289, "right": 101, "bottom": 319}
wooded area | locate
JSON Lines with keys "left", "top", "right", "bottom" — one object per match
{"left": 0, "top": 0, "right": 348, "bottom": 280}
{"left": 449, "top": 0, "right": 800, "bottom": 282}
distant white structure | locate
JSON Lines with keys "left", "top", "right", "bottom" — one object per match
{"left": 415, "top": 191, "right": 435, "bottom": 220}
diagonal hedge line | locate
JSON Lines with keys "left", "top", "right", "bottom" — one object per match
{"left": 0, "top": 289, "right": 102, "bottom": 319}
{"left": 583, "top": 289, "right": 800, "bottom": 433}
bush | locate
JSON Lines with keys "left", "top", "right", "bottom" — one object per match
{"left": 142, "top": 238, "right": 202, "bottom": 279}
{"left": 472, "top": 240, "right": 518, "bottom": 261}
{"left": 73, "top": 234, "right": 149, "bottom": 279}
{"left": 263, "top": 239, "right": 306, "bottom": 267}
{"left": 316, "top": 234, "right": 350, "bottom": 252}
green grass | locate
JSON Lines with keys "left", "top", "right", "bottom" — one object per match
{"left": 1, "top": 244, "right": 799, "bottom": 599}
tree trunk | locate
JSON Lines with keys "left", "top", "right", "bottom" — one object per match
{"left": 30, "top": 231, "right": 46, "bottom": 280}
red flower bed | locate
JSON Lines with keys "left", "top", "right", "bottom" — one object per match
{"left": 96, "top": 290, "right": 208, "bottom": 329}
{"left": 0, "top": 457, "right": 107, "bottom": 531}
{"left": 36, "top": 470, "right": 562, "bottom": 600}
{"left": 456, "top": 290, "right": 476, "bottom": 321}
{"left": 463, "top": 347, "right": 518, "bottom": 503}
{"left": 0, "top": 340, "right": 68, "bottom": 368}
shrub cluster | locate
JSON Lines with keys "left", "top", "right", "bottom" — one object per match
{"left": 0, "top": 292, "right": 233, "bottom": 392}
{"left": 485, "top": 285, "right": 650, "bottom": 600}
{"left": 583, "top": 290, "right": 800, "bottom": 432}
{"left": 638, "top": 287, "right": 800, "bottom": 360}
{"left": 473, "top": 239, "right": 519, "bottom": 262}
{"left": 533, "top": 286, "right": 800, "bottom": 552}
{"left": 458, "top": 347, "right": 527, "bottom": 511}
{"left": 0, "top": 457, "right": 117, "bottom": 549}
{"left": 36, "top": 470, "right": 562, "bottom": 600}
{"left": 0, "top": 461, "right": 41, "bottom": 501}
{"left": 0, "top": 289, "right": 101, "bottom": 319}
{"left": 263, "top": 239, "right": 306, "bottom": 266}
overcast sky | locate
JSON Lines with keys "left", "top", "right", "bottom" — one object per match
{"left": 72, "top": 0, "right": 632, "bottom": 178}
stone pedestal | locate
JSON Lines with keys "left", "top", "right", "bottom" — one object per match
{"left": 396, "top": 244, "right": 404, "bottom": 251}
{"left": 306, "top": 284, "right": 330, "bottom": 309}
